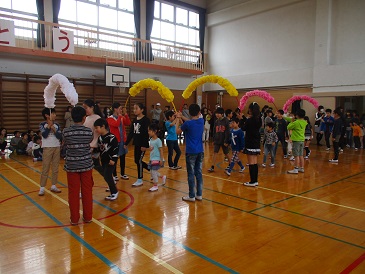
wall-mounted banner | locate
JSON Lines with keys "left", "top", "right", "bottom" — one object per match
{"left": 53, "top": 28, "right": 74, "bottom": 54}
{"left": 0, "top": 19, "right": 15, "bottom": 47}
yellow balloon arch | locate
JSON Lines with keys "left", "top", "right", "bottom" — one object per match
{"left": 129, "top": 78, "right": 174, "bottom": 103}
{"left": 182, "top": 75, "right": 238, "bottom": 99}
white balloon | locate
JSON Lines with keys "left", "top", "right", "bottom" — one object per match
{"left": 44, "top": 74, "right": 78, "bottom": 108}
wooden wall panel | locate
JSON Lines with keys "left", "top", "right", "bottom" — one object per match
{"left": 0, "top": 74, "right": 147, "bottom": 132}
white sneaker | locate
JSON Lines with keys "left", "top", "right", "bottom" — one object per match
{"left": 225, "top": 170, "right": 231, "bottom": 176}
{"left": 132, "top": 180, "right": 143, "bottom": 187}
{"left": 161, "top": 175, "right": 166, "bottom": 186}
{"left": 149, "top": 185, "right": 159, "bottom": 192}
{"left": 38, "top": 187, "right": 45, "bottom": 196}
{"left": 289, "top": 156, "right": 295, "bottom": 161}
{"left": 195, "top": 195, "right": 203, "bottom": 201}
{"left": 33, "top": 158, "right": 37, "bottom": 162}
{"left": 329, "top": 159, "right": 339, "bottom": 163}
{"left": 269, "top": 163, "right": 275, "bottom": 167}
{"left": 261, "top": 163, "right": 266, "bottom": 167}
{"left": 326, "top": 147, "right": 330, "bottom": 151}
{"left": 105, "top": 192, "right": 118, "bottom": 201}
{"left": 298, "top": 168, "right": 304, "bottom": 173}
{"left": 120, "top": 175, "right": 129, "bottom": 180}
{"left": 50, "top": 185, "right": 62, "bottom": 193}
{"left": 113, "top": 176, "right": 119, "bottom": 181}
{"left": 182, "top": 196, "right": 195, "bottom": 202}
{"left": 304, "top": 156, "right": 309, "bottom": 159}
{"left": 239, "top": 167, "right": 245, "bottom": 173}
{"left": 287, "top": 169, "right": 298, "bottom": 174}
{"left": 243, "top": 182, "right": 258, "bottom": 187}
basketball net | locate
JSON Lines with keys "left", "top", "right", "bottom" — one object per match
{"left": 116, "top": 81, "right": 126, "bottom": 94}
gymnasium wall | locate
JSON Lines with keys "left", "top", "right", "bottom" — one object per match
{"left": 205, "top": 0, "right": 365, "bottom": 95}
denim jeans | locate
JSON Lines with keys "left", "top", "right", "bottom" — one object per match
{"left": 263, "top": 144, "right": 275, "bottom": 164}
{"left": 185, "top": 152, "right": 204, "bottom": 198}
{"left": 166, "top": 140, "right": 181, "bottom": 167}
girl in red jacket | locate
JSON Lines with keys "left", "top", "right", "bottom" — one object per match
{"left": 107, "top": 102, "right": 131, "bottom": 180}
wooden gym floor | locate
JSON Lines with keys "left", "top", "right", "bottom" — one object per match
{"left": 0, "top": 142, "right": 364, "bottom": 273}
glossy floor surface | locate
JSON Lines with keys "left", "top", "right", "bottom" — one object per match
{"left": 1, "top": 142, "right": 365, "bottom": 273}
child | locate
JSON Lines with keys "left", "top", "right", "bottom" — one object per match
{"left": 0, "top": 128, "right": 7, "bottom": 155}
{"left": 243, "top": 102, "right": 262, "bottom": 187}
{"left": 94, "top": 118, "right": 119, "bottom": 200}
{"left": 176, "top": 104, "right": 204, "bottom": 201}
{"left": 202, "top": 109, "right": 212, "bottom": 142}
{"left": 262, "top": 122, "right": 278, "bottom": 167}
{"left": 125, "top": 103, "right": 150, "bottom": 187}
{"left": 329, "top": 109, "right": 343, "bottom": 163}
{"left": 9, "top": 131, "right": 21, "bottom": 152}
{"left": 320, "top": 109, "right": 334, "bottom": 150}
{"left": 208, "top": 107, "right": 230, "bottom": 172}
{"left": 360, "top": 123, "right": 365, "bottom": 149}
{"left": 16, "top": 132, "right": 28, "bottom": 155}
{"left": 147, "top": 123, "right": 167, "bottom": 191}
{"left": 63, "top": 106, "right": 94, "bottom": 225}
{"left": 286, "top": 109, "right": 307, "bottom": 174}
{"left": 225, "top": 117, "right": 245, "bottom": 176}
{"left": 351, "top": 121, "right": 361, "bottom": 151}
{"left": 38, "top": 108, "right": 62, "bottom": 196}
{"left": 165, "top": 110, "right": 182, "bottom": 170}
{"left": 32, "top": 136, "right": 43, "bottom": 162}
{"left": 304, "top": 116, "right": 313, "bottom": 159}
{"left": 26, "top": 135, "right": 34, "bottom": 156}
{"left": 274, "top": 110, "right": 289, "bottom": 158}
{"left": 107, "top": 103, "right": 131, "bottom": 180}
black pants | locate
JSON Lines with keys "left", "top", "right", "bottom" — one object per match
{"left": 166, "top": 140, "right": 181, "bottom": 167}
{"left": 134, "top": 146, "right": 149, "bottom": 179}
{"left": 113, "top": 154, "right": 126, "bottom": 177}
{"left": 316, "top": 132, "right": 323, "bottom": 145}
{"left": 0, "top": 141, "right": 7, "bottom": 151}
{"left": 333, "top": 141, "right": 339, "bottom": 160}
{"left": 276, "top": 134, "right": 287, "bottom": 156}
{"left": 324, "top": 131, "right": 331, "bottom": 148}
{"left": 95, "top": 163, "right": 118, "bottom": 194}
{"left": 353, "top": 136, "right": 360, "bottom": 149}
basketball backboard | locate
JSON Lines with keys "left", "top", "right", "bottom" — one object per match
{"left": 105, "top": 65, "right": 130, "bottom": 87}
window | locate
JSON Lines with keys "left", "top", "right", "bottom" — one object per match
{"left": 152, "top": 1, "right": 200, "bottom": 53}
{"left": 58, "top": 0, "right": 135, "bottom": 52}
{"left": 0, "top": 0, "right": 37, "bottom": 39}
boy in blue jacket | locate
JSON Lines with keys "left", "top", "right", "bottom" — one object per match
{"left": 320, "top": 109, "right": 334, "bottom": 150}
{"left": 225, "top": 117, "right": 245, "bottom": 176}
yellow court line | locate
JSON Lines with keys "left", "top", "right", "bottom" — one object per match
{"left": 127, "top": 155, "right": 365, "bottom": 214}
{"left": 4, "top": 163, "right": 182, "bottom": 274}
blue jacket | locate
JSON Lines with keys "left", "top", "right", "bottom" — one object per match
{"left": 230, "top": 128, "right": 245, "bottom": 151}
{"left": 320, "top": 116, "right": 334, "bottom": 133}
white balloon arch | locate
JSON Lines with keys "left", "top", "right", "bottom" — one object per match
{"left": 44, "top": 74, "right": 78, "bottom": 108}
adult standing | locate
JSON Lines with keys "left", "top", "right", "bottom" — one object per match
{"left": 83, "top": 99, "right": 102, "bottom": 166}
{"left": 151, "top": 103, "right": 162, "bottom": 125}
{"left": 314, "top": 105, "right": 325, "bottom": 146}
{"left": 64, "top": 106, "right": 74, "bottom": 128}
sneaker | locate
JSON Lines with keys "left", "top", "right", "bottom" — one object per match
{"left": 304, "top": 156, "right": 309, "bottom": 159}
{"left": 38, "top": 187, "right": 45, "bottom": 196}
{"left": 261, "top": 163, "right": 266, "bottom": 167}
{"left": 225, "top": 166, "right": 230, "bottom": 170}
{"left": 207, "top": 167, "right": 214, "bottom": 173}
{"left": 82, "top": 218, "right": 92, "bottom": 224}
{"left": 325, "top": 147, "right": 330, "bottom": 151}
{"left": 289, "top": 156, "right": 295, "bottom": 161}
{"left": 132, "top": 180, "right": 143, "bottom": 187}
{"left": 346, "top": 144, "right": 350, "bottom": 148}
{"left": 182, "top": 196, "right": 195, "bottom": 202}
{"left": 287, "top": 169, "right": 298, "bottom": 174}
{"left": 283, "top": 155, "right": 288, "bottom": 159}
{"left": 195, "top": 195, "right": 203, "bottom": 201}
{"left": 70, "top": 220, "right": 78, "bottom": 226}
{"left": 175, "top": 166, "right": 182, "bottom": 169}
{"left": 105, "top": 192, "right": 118, "bottom": 201}
{"left": 33, "top": 158, "right": 37, "bottom": 162}
{"left": 298, "top": 168, "right": 304, "bottom": 173}
{"left": 113, "top": 176, "right": 119, "bottom": 181}
{"left": 160, "top": 175, "right": 166, "bottom": 186}
{"left": 224, "top": 157, "right": 229, "bottom": 162}
{"left": 50, "top": 186, "right": 62, "bottom": 193}
{"left": 239, "top": 167, "right": 245, "bottom": 173}
{"left": 149, "top": 185, "right": 159, "bottom": 192}
{"left": 169, "top": 166, "right": 177, "bottom": 170}
{"left": 355, "top": 148, "right": 358, "bottom": 151}
{"left": 329, "top": 159, "right": 339, "bottom": 163}
{"left": 120, "top": 175, "right": 129, "bottom": 180}
{"left": 243, "top": 182, "right": 258, "bottom": 187}
{"left": 225, "top": 170, "right": 231, "bottom": 176}
{"left": 340, "top": 149, "right": 344, "bottom": 152}
{"left": 269, "top": 163, "right": 275, "bottom": 167}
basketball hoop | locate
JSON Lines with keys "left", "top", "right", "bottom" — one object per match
{"left": 116, "top": 81, "right": 126, "bottom": 94}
